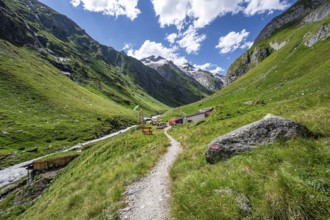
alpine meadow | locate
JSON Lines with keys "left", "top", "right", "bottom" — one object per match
{"left": 0, "top": 0, "right": 329, "bottom": 219}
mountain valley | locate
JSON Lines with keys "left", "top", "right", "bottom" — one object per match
{"left": 0, "top": 0, "right": 329, "bottom": 219}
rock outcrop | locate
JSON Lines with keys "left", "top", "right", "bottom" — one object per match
{"left": 302, "top": 1, "right": 330, "bottom": 24}
{"left": 225, "top": 47, "right": 272, "bottom": 84}
{"left": 269, "top": 40, "right": 289, "bottom": 50}
{"left": 205, "top": 114, "right": 309, "bottom": 164}
{"left": 304, "top": 23, "right": 330, "bottom": 47}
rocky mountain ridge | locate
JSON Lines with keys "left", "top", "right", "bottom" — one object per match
{"left": 142, "top": 56, "right": 224, "bottom": 92}
{"left": 180, "top": 63, "right": 224, "bottom": 91}
{"left": 141, "top": 56, "right": 213, "bottom": 96}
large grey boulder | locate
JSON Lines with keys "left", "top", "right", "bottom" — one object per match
{"left": 206, "top": 114, "right": 309, "bottom": 164}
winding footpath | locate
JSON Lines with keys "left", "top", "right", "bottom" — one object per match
{"left": 119, "top": 127, "right": 182, "bottom": 220}
{"left": 0, "top": 126, "right": 136, "bottom": 188}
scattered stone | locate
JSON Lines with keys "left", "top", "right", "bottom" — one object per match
{"left": 242, "top": 100, "right": 266, "bottom": 106}
{"left": 0, "top": 179, "right": 26, "bottom": 200}
{"left": 269, "top": 40, "right": 288, "bottom": 50}
{"left": 206, "top": 114, "right": 309, "bottom": 164}
{"left": 225, "top": 47, "right": 272, "bottom": 84}
{"left": 13, "top": 170, "right": 60, "bottom": 205}
{"left": 236, "top": 193, "right": 252, "bottom": 216}
{"left": 26, "top": 147, "right": 38, "bottom": 153}
{"left": 2, "top": 130, "right": 9, "bottom": 135}
{"left": 62, "top": 71, "right": 71, "bottom": 77}
{"left": 214, "top": 187, "right": 252, "bottom": 216}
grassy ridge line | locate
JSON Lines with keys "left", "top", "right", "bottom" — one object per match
{"left": 0, "top": 128, "right": 170, "bottom": 219}
{"left": 164, "top": 15, "right": 330, "bottom": 219}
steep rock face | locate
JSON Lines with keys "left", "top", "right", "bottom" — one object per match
{"left": 141, "top": 55, "right": 168, "bottom": 69}
{"left": 141, "top": 56, "right": 213, "bottom": 101}
{"left": 180, "top": 63, "right": 224, "bottom": 91}
{"left": 225, "top": 47, "right": 272, "bottom": 84}
{"left": 142, "top": 56, "right": 223, "bottom": 92}
{"left": 0, "top": 2, "right": 37, "bottom": 46}
{"left": 304, "top": 23, "right": 330, "bottom": 47}
{"left": 302, "top": 1, "right": 330, "bottom": 23}
{"left": 254, "top": 0, "right": 327, "bottom": 44}
{"left": 205, "top": 114, "right": 309, "bottom": 164}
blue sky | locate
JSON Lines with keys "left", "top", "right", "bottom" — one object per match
{"left": 38, "top": 0, "right": 296, "bottom": 75}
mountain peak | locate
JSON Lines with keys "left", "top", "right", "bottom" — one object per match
{"left": 180, "top": 63, "right": 196, "bottom": 72}
{"left": 141, "top": 55, "right": 166, "bottom": 63}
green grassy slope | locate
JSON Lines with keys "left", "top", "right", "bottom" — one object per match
{"left": 0, "top": 128, "right": 169, "bottom": 219}
{"left": 164, "top": 13, "right": 330, "bottom": 219}
{"left": 1, "top": 1, "right": 329, "bottom": 220}
{"left": 0, "top": 0, "right": 171, "bottom": 167}
{"left": 0, "top": 40, "right": 133, "bottom": 168}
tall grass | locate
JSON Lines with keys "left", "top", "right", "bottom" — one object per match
{"left": 0, "top": 128, "right": 169, "bottom": 219}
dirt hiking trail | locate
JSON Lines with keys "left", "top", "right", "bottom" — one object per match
{"left": 119, "top": 127, "right": 182, "bottom": 220}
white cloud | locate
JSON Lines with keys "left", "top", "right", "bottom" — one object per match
{"left": 127, "top": 40, "right": 187, "bottom": 66}
{"left": 194, "top": 63, "right": 212, "bottom": 70}
{"left": 151, "top": 0, "right": 190, "bottom": 29}
{"left": 70, "top": 0, "right": 141, "bottom": 20}
{"left": 166, "top": 33, "right": 178, "bottom": 44}
{"left": 151, "top": 0, "right": 289, "bottom": 29}
{"left": 177, "top": 26, "right": 206, "bottom": 54}
{"left": 216, "top": 29, "right": 250, "bottom": 54}
{"left": 189, "top": 0, "right": 243, "bottom": 29}
{"left": 194, "top": 63, "right": 225, "bottom": 75}
{"left": 244, "top": 0, "right": 290, "bottom": 16}
{"left": 209, "top": 66, "right": 225, "bottom": 74}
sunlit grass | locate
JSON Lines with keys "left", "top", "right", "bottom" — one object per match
{"left": 166, "top": 17, "right": 330, "bottom": 219}
{"left": 1, "top": 128, "right": 170, "bottom": 219}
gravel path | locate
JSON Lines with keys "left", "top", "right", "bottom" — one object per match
{"left": 119, "top": 127, "right": 182, "bottom": 220}
{"left": 0, "top": 126, "right": 136, "bottom": 188}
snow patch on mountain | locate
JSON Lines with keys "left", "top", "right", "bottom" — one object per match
{"left": 141, "top": 55, "right": 169, "bottom": 68}
{"left": 180, "top": 63, "right": 224, "bottom": 91}
{"left": 141, "top": 56, "right": 224, "bottom": 92}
